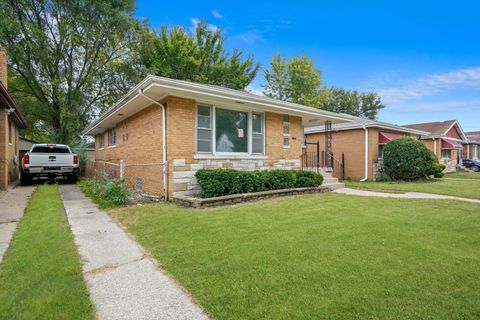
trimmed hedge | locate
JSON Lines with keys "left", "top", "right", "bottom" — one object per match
{"left": 383, "top": 137, "right": 443, "bottom": 181}
{"left": 195, "top": 169, "right": 324, "bottom": 198}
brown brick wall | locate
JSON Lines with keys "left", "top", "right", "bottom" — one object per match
{"left": 306, "top": 128, "right": 378, "bottom": 180}
{"left": 93, "top": 95, "right": 304, "bottom": 197}
{"left": 0, "top": 110, "right": 20, "bottom": 190}
{"left": 306, "top": 128, "right": 428, "bottom": 180}
{"left": 265, "top": 112, "right": 302, "bottom": 160}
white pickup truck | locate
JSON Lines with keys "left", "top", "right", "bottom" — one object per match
{"left": 20, "top": 144, "right": 79, "bottom": 185}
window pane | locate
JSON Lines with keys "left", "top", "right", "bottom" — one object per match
{"left": 215, "top": 108, "right": 248, "bottom": 153}
{"left": 252, "top": 113, "right": 263, "bottom": 133}
{"left": 197, "top": 105, "right": 211, "bottom": 129}
{"left": 283, "top": 137, "right": 289, "bottom": 146}
{"left": 283, "top": 114, "right": 289, "bottom": 123}
{"left": 252, "top": 134, "right": 263, "bottom": 154}
{"left": 283, "top": 124, "right": 289, "bottom": 135}
{"left": 197, "top": 128, "right": 212, "bottom": 153}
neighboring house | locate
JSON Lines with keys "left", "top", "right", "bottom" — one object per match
{"left": 81, "top": 76, "right": 354, "bottom": 198}
{"left": 403, "top": 120, "right": 468, "bottom": 172}
{"left": 304, "top": 118, "right": 429, "bottom": 181}
{"left": 0, "top": 47, "right": 27, "bottom": 190}
{"left": 463, "top": 131, "right": 480, "bottom": 160}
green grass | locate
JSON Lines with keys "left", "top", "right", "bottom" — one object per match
{"left": 0, "top": 185, "right": 94, "bottom": 319}
{"left": 346, "top": 178, "right": 480, "bottom": 199}
{"left": 109, "top": 194, "right": 480, "bottom": 320}
{"left": 445, "top": 171, "right": 480, "bottom": 180}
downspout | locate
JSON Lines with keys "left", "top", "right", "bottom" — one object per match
{"left": 466, "top": 142, "right": 470, "bottom": 159}
{"left": 138, "top": 89, "right": 168, "bottom": 200}
{"left": 433, "top": 138, "right": 437, "bottom": 157}
{"left": 360, "top": 125, "right": 369, "bottom": 181}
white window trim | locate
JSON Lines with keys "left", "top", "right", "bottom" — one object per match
{"left": 195, "top": 103, "right": 265, "bottom": 157}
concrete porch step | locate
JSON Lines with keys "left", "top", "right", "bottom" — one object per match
{"left": 323, "top": 177, "right": 339, "bottom": 184}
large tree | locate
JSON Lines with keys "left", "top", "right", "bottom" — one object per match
{"left": 323, "top": 87, "right": 385, "bottom": 120}
{"left": 263, "top": 53, "right": 385, "bottom": 119}
{"left": 263, "top": 53, "right": 328, "bottom": 107}
{"left": 140, "top": 20, "right": 259, "bottom": 90}
{"left": 0, "top": 0, "right": 144, "bottom": 143}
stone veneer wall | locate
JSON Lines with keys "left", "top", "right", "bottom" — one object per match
{"left": 372, "top": 159, "right": 384, "bottom": 181}
{"left": 172, "top": 158, "right": 301, "bottom": 196}
{"left": 440, "top": 158, "right": 457, "bottom": 173}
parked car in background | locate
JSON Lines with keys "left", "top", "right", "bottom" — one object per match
{"left": 462, "top": 159, "right": 480, "bottom": 172}
{"left": 21, "top": 144, "right": 79, "bottom": 185}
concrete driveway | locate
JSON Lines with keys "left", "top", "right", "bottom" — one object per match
{"left": 0, "top": 186, "right": 35, "bottom": 263}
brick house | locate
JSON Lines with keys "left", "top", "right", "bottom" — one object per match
{"left": 464, "top": 131, "right": 480, "bottom": 160}
{"left": 82, "top": 76, "right": 354, "bottom": 198}
{"left": 0, "top": 47, "right": 27, "bottom": 190}
{"left": 304, "top": 119, "right": 429, "bottom": 181}
{"left": 403, "top": 120, "right": 468, "bottom": 172}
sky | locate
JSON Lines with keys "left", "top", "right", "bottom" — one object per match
{"left": 136, "top": 0, "right": 480, "bottom": 131}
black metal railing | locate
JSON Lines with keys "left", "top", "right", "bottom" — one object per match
{"left": 301, "top": 150, "right": 345, "bottom": 181}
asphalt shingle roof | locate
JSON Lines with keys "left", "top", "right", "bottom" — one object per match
{"left": 403, "top": 120, "right": 457, "bottom": 136}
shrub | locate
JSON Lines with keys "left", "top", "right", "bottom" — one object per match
{"left": 383, "top": 137, "right": 440, "bottom": 181}
{"left": 195, "top": 169, "right": 324, "bottom": 198}
{"left": 195, "top": 169, "right": 241, "bottom": 198}
{"left": 264, "top": 170, "right": 297, "bottom": 190}
{"left": 430, "top": 162, "right": 446, "bottom": 178}
{"left": 295, "top": 170, "right": 324, "bottom": 187}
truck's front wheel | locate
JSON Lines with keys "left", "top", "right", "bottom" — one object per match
{"left": 20, "top": 172, "right": 32, "bottom": 186}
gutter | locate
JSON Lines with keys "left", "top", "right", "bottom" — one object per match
{"left": 360, "top": 125, "right": 369, "bottom": 181}
{"left": 138, "top": 89, "right": 169, "bottom": 201}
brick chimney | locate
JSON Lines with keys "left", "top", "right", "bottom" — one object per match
{"left": 0, "top": 46, "right": 7, "bottom": 89}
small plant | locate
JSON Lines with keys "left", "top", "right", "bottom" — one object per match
{"left": 79, "top": 176, "right": 129, "bottom": 208}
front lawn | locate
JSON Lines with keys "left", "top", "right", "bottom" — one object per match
{"left": 0, "top": 185, "right": 94, "bottom": 319}
{"left": 346, "top": 178, "right": 480, "bottom": 199}
{"left": 445, "top": 171, "right": 480, "bottom": 180}
{"left": 109, "top": 193, "right": 480, "bottom": 320}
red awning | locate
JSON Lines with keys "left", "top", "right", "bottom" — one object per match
{"left": 379, "top": 132, "right": 403, "bottom": 144}
{"left": 442, "top": 138, "right": 463, "bottom": 149}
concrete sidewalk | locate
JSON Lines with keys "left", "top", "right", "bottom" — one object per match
{"left": 60, "top": 185, "right": 208, "bottom": 320}
{"left": 334, "top": 187, "right": 480, "bottom": 204}
{"left": 0, "top": 186, "right": 35, "bottom": 263}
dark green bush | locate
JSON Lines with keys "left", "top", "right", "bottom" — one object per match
{"left": 264, "top": 170, "right": 297, "bottom": 190}
{"left": 430, "top": 162, "right": 446, "bottom": 178}
{"left": 383, "top": 137, "right": 440, "bottom": 181}
{"left": 295, "top": 170, "right": 324, "bottom": 187}
{"left": 195, "top": 169, "right": 324, "bottom": 198}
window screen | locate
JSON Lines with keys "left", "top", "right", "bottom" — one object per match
{"left": 109, "top": 128, "right": 116, "bottom": 146}
{"left": 197, "top": 105, "right": 212, "bottom": 153}
{"left": 252, "top": 112, "right": 264, "bottom": 154}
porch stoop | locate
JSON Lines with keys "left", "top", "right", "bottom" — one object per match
{"left": 319, "top": 169, "right": 345, "bottom": 190}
